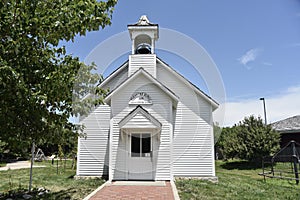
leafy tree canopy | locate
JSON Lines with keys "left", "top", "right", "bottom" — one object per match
{"left": 0, "top": 0, "right": 117, "bottom": 155}
{"left": 216, "top": 116, "right": 280, "bottom": 161}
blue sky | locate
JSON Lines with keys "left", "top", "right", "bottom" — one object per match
{"left": 64, "top": 0, "right": 300, "bottom": 126}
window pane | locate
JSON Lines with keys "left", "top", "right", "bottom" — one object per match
{"left": 142, "top": 134, "right": 151, "bottom": 157}
{"left": 131, "top": 134, "right": 140, "bottom": 157}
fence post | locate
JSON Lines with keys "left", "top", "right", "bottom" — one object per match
{"left": 292, "top": 141, "right": 299, "bottom": 185}
{"left": 29, "top": 141, "right": 35, "bottom": 191}
{"left": 262, "top": 157, "right": 265, "bottom": 182}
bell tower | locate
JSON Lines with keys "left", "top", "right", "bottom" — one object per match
{"left": 127, "top": 16, "right": 159, "bottom": 77}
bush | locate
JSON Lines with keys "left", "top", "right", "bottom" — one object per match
{"left": 216, "top": 116, "right": 280, "bottom": 161}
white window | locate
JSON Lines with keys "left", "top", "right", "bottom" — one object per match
{"left": 131, "top": 133, "right": 151, "bottom": 157}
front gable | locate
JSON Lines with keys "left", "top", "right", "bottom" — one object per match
{"left": 104, "top": 67, "right": 179, "bottom": 107}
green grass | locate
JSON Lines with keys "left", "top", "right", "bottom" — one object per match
{"left": 176, "top": 160, "right": 300, "bottom": 200}
{"left": 0, "top": 160, "right": 104, "bottom": 199}
{"left": 2, "top": 159, "right": 299, "bottom": 199}
{"left": 0, "top": 162, "right": 6, "bottom": 167}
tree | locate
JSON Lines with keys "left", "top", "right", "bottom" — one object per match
{"left": 216, "top": 126, "right": 242, "bottom": 160}
{"left": 216, "top": 116, "right": 280, "bottom": 161}
{"left": 237, "top": 115, "right": 280, "bottom": 161}
{"left": 213, "top": 122, "right": 222, "bottom": 144}
{"left": 0, "top": 0, "right": 117, "bottom": 190}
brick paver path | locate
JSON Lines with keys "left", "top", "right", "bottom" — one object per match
{"left": 89, "top": 181, "right": 175, "bottom": 200}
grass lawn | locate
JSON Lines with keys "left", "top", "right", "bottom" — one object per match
{"left": 0, "top": 162, "right": 6, "bottom": 167}
{"left": 0, "top": 160, "right": 104, "bottom": 199}
{"left": 176, "top": 160, "right": 300, "bottom": 200}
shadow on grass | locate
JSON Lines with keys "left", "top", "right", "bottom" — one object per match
{"left": 68, "top": 174, "right": 75, "bottom": 179}
{"left": 41, "top": 188, "right": 76, "bottom": 200}
{"left": 220, "top": 160, "right": 263, "bottom": 170}
{"left": 0, "top": 188, "right": 77, "bottom": 200}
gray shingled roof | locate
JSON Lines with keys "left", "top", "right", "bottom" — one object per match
{"left": 271, "top": 115, "right": 300, "bottom": 133}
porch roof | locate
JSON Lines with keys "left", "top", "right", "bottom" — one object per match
{"left": 119, "top": 105, "right": 162, "bottom": 130}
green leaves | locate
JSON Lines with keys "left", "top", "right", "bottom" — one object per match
{"left": 0, "top": 0, "right": 117, "bottom": 156}
{"left": 217, "top": 116, "right": 280, "bottom": 161}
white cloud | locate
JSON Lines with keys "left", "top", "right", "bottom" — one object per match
{"left": 262, "top": 62, "right": 272, "bottom": 66}
{"left": 213, "top": 85, "right": 300, "bottom": 127}
{"left": 238, "top": 48, "right": 261, "bottom": 67}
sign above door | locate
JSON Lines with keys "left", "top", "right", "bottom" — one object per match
{"left": 129, "top": 92, "right": 152, "bottom": 105}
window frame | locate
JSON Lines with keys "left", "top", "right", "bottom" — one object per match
{"left": 130, "top": 133, "right": 152, "bottom": 158}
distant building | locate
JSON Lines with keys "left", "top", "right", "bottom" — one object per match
{"left": 271, "top": 115, "right": 300, "bottom": 147}
{"left": 76, "top": 16, "right": 219, "bottom": 181}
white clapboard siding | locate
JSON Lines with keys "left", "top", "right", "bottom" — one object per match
{"left": 77, "top": 55, "right": 216, "bottom": 179}
{"left": 129, "top": 54, "right": 156, "bottom": 77}
{"left": 156, "top": 62, "right": 215, "bottom": 177}
{"left": 102, "top": 65, "right": 128, "bottom": 92}
{"left": 76, "top": 105, "right": 110, "bottom": 177}
{"left": 121, "top": 113, "right": 158, "bottom": 129}
{"left": 110, "top": 74, "right": 172, "bottom": 180}
{"left": 111, "top": 121, "right": 127, "bottom": 180}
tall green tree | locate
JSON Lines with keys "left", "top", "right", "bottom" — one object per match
{"left": 216, "top": 116, "right": 280, "bottom": 161}
{"left": 0, "top": 0, "right": 117, "bottom": 153}
{"left": 237, "top": 115, "right": 280, "bottom": 161}
{"left": 0, "top": 0, "right": 117, "bottom": 190}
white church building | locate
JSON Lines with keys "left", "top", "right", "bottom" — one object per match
{"left": 76, "top": 16, "right": 219, "bottom": 181}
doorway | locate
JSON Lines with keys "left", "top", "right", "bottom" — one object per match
{"left": 127, "top": 133, "right": 155, "bottom": 180}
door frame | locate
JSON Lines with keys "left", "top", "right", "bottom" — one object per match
{"left": 125, "top": 129, "right": 157, "bottom": 180}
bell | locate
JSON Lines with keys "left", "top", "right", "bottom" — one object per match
{"left": 135, "top": 43, "right": 151, "bottom": 54}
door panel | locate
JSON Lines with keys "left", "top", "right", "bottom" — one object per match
{"left": 127, "top": 133, "right": 154, "bottom": 180}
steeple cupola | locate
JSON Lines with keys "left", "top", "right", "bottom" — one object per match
{"left": 127, "top": 16, "right": 159, "bottom": 78}
{"left": 128, "top": 15, "right": 159, "bottom": 54}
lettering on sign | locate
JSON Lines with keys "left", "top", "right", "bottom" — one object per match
{"left": 129, "top": 92, "right": 152, "bottom": 105}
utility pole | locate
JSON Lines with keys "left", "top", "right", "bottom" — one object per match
{"left": 259, "top": 97, "right": 267, "bottom": 125}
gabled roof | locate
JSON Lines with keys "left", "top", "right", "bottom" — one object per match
{"left": 271, "top": 115, "right": 300, "bottom": 133}
{"left": 104, "top": 67, "right": 179, "bottom": 105}
{"left": 119, "top": 105, "right": 162, "bottom": 129}
{"left": 156, "top": 57, "right": 219, "bottom": 110}
{"left": 99, "top": 57, "right": 218, "bottom": 110}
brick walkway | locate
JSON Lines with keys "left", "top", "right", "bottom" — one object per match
{"left": 89, "top": 181, "right": 175, "bottom": 200}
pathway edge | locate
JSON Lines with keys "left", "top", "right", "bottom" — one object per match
{"left": 171, "top": 181, "right": 180, "bottom": 200}
{"left": 83, "top": 180, "right": 110, "bottom": 200}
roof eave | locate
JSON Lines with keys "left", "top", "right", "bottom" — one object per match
{"left": 156, "top": 57, "right": 219, "bottom": 110}
{"left": 98, "top": 60, "right": 129, "bottom": 88}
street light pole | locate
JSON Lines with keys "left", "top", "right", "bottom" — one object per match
{"left": 259, "top": 97, "right": 267, "bottom": 125}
